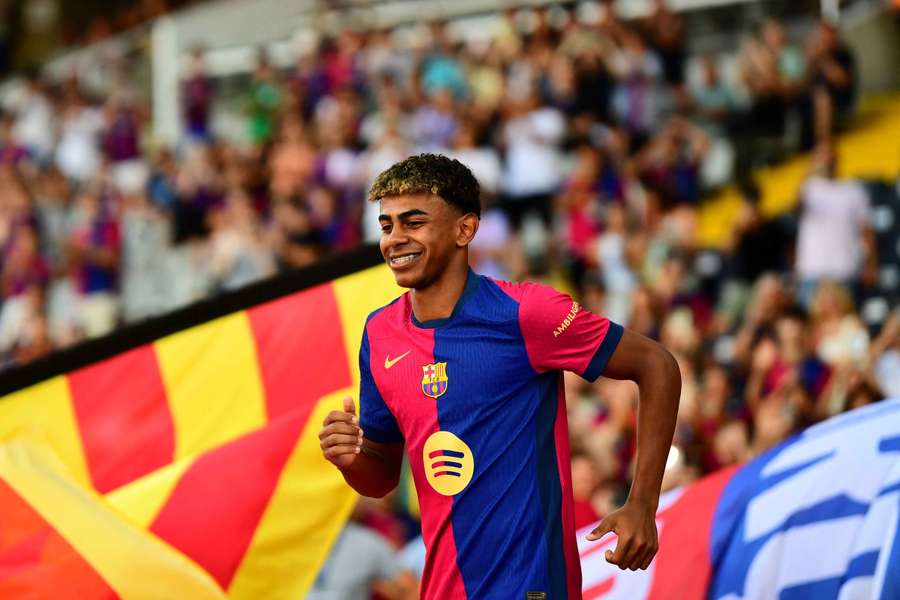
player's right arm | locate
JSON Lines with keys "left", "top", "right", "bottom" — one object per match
{"left": 319, "top": 397, "right": 404, "bottom": 498}
{"left": 320, "top": 325, "right": 405, "bottom": 497}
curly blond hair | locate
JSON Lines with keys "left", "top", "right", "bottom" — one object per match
{"left": 367, "top": 153, "right": 481, "bottom": 217}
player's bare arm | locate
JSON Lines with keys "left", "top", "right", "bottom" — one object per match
{"left": 585, "top": 328, "right": 681, "bottom": 571}
{"left": 319, "top": 397, "right": 404, "bottom": 498}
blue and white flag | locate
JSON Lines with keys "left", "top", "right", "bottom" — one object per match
{"left": 579, "top": 399, "right": 900, "bottom": 599}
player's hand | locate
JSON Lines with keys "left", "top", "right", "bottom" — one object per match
{"left": 585, "top": 500, "right": 659, "bottom": 571}
{"left": 319, "top": 397, "right": 363, "bottom": 470}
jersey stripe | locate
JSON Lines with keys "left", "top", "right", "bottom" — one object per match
{"left": 432, "top": 279, "right": 554, "bottom": 598}
{"left": 367, "top": 300, "right": 468, "bottom": 600}
{"left": 553, "top": 375, "right": 582, "bottom": 597}
{"left": 535, "top": 372, "right": 570, "bottom": 598}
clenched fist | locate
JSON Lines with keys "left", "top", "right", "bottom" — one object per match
{"left": 319, "top": 397, "right": 364, "bottom": 469}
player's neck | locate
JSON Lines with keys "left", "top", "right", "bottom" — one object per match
{"left": 410, "top": 262, "right": 470, "bottom": 323}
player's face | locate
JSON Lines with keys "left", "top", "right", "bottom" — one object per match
{"left": 378, "top": 194, "right": 461, "bottom": 289}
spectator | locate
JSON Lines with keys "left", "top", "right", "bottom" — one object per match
{"left": 609, "top": 29, "right": 666, "bottom": 148}
{"left": 500, "top": 87, "right": 565, "bottom": 230}
{"left": 67, "top": 186, "right": 121, "bottom": 338}
{"left": 0, "top": 111, "right": 30, "bottom": 168}
{"left": 802, "top": 20, "right": 856, "bottom": 148}
{"left": 571, "top": 450, "right": 601, "bottom": 529}
{"left": 245, "top": 51, "right": 283, "bottom": 145}
{"left": 794, "top": 143, "right": 877, "bottom": 305}
{"left": 640, "top": 0, "right": 686, "bottom": 99}
{"left": 307, "top": 519, "right": 403, "bottom": 600}
{"left": 181, "top": 47, "right": 213, "bottom": 141}
{"left": 690, "top": 55, "right": 735, "bottom": 137}
{"left": 10, "top": 72, "right": 54, "bottom": 163}
{"left": 55, "top": 88, "right": 104, "bottom": 183}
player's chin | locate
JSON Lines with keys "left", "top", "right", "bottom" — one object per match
{"left": 388, "top": 263, "right": 426, "bottom": 289}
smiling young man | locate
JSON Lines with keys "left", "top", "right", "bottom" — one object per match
{"left": 319, "top": 154, "right": 680, "bottom": 599}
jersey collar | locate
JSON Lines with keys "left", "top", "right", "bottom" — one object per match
{"left": 410, "top": 268, "right": 481, "bottom": 329}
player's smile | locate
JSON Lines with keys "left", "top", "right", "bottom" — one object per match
{"left": 388, "top": 251, "right": 423, "bottom": 269}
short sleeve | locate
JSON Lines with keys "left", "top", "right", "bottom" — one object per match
{"left": 518, "top": 283, "right": 623, "bottom": 382}
{"left": 358, "top": 328, "right": 403, "bottom": 444}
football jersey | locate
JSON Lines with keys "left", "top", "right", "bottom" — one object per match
{"left": 359, "top": 269, "right": 623, "bottom": 600}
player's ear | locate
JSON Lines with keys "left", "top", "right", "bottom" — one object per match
{"left": 456, "top": 213, "right": 479, "bottom": 247}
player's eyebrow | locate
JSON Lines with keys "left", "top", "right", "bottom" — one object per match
{"left": 379, "top": 209, "right": 429, "bottom": 221}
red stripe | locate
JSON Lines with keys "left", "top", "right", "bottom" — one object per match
{"left": 247, "top": 283, "right": 352, "bottom": 421}
{"left": 68, "top": 346, "right": 175, "bottom": 493}
{"left": 554, "top": 377, "right": 582, "bottom": 597}
{"left": 583, "top": 576, "right": 615, "bottom": 599}
{"left": 0, "top": 480, "right": 118, "bottom": 599}
{"left": 148, "top": 408, "right": 307, "bottom": 591}
{"left": 647, "top": 467, "right": 736, "bottom": 600}
{"left": 367, "top": 298, "right": 468, "bottom": 600}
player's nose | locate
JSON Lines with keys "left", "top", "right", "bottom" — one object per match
{"left": 384, "top": 226, "right": 410, "bottom": 247}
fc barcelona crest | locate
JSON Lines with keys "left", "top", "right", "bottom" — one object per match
{"left": 421, "top": 362, "right": 449, "bottom": 399}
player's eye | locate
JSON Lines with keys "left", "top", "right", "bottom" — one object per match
{"left": 407, "top": 221, "right": 425, "bottom": 228}
{"left": 380, "top": 223, "right": 392, "bottom": 233}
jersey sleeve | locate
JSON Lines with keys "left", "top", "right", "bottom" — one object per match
{"left": 358, "top": 327, "right": 404, "bottom": 444}
{"left": 518, "top": 282, "right": 623, "bottom": 382}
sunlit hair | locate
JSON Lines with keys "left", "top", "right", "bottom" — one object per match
{"left": 809, "top": 280, "right": 855, "bottom": 321}
{"left": 368, "top": 153, "right": 481, "bottom": 217}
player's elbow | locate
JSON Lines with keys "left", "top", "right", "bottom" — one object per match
{"left": 659, "top": 346, "right": 681, "bottom": 388}
{"left": 640, "top": 344, "right": 681, "bottom": 401}
{"left": 360, "top": 473, "right": 400, "bottom": 499}
{"left": 346, "top": 477, "right": 399, "bottom": 499}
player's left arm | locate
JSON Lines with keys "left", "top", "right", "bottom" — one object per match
{"left": 585, "top": 328, "right": 680, "bottom": 572}
{"left": 516, "top": 282, "right": 680, "bottom": 570}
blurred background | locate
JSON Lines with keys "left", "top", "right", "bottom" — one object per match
{"left": 0, "top": 0, "right": 899, "bottom": 597}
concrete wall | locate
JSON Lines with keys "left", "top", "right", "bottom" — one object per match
{"left": 843, "top": 4, "right": 900, "bottom": 94}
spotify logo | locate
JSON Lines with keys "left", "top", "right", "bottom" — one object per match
{"left": 423, "top": 431, "right": 474, "bottom": 496}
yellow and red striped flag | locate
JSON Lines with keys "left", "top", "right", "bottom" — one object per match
{"left": 0, "top": 255, "right": 401, "bottom": 599}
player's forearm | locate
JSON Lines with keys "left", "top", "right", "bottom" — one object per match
{"left": 628, "top": 347, "right": 680, "bottom": 509}
{"left": 339, "top": 440, "right": 401, "bottom": 498}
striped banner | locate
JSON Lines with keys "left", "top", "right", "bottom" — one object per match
{"left": 0, "top": 256, "right": 402, "bottom": 599}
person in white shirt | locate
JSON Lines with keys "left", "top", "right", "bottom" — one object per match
{"left": 12, "top": 75, "right": 54, "bottom": 163}
{"left": 500, "top": 88, "right": 565, "bottom": 230}
{"left": 794, "top": 142, "right": 877, "bottom": 306}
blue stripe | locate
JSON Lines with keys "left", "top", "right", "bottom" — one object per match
{"left": 778, "top": 551, "right": 879, "bottom": 600}
{"left": 430, "top": 450, "right": 465, "bottom": 459}
{"left": 880, "top": 494, "right": 900, "bottom": 600}
{"left": 878, "top": 434, "right": 900, "bottom": 452}
{"left": 432, "top": 275, "right": 554, "bottom": 598}
{"left": 432, "top": 461, "right": 464, "bottom": 469}
{"left": 582, "top": 322, "right": 624, "bottom": 382}
{"left": 879, "top": 481, "right": 900, "bottom": 496}
{"left": 534, "top": 372, "right": 569, "bottom": 598}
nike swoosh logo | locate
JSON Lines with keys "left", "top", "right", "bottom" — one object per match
{"left": 384, "top": 351, "right": 411, "bottom": 370}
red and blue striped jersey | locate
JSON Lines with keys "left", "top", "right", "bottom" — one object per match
{"left": 359, "top": 269, "right": 623, "bottom": 599}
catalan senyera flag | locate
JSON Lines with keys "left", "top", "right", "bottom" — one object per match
{"left": 0, "top": 258, "right": 402, "bottom": 599}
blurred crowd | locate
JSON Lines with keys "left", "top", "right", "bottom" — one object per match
{"left": 0, "top": 1, "right": 898, "bottom": 595}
